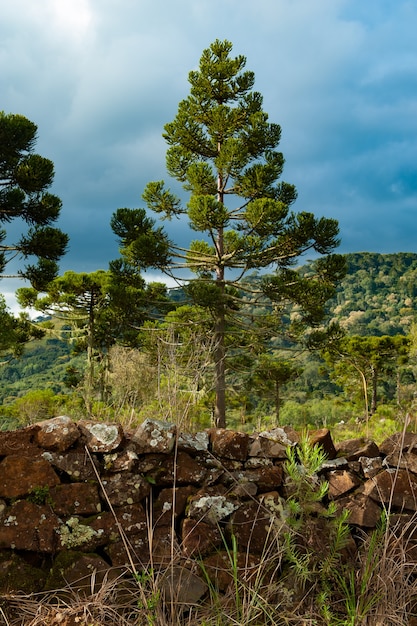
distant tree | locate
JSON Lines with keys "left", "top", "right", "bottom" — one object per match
{"left": 250, "top": 354, "right": 300, "bottom": 425}
{"left": 0, "top": 294, "right": 44, "bottom": 363}
{"left": 323, "top": 334, "right": 410, "bottom": 428}
{"left": 111, "top": 40, "right": 346, "bottom": 427}
{"left": 0, "top": 111, "right": 68, "bottom": 289}
{"left": 17, "top": 265, "right": 170, "bottom": 410}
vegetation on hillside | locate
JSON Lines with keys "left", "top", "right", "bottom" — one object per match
{"left": 1, "top": 251, "right": 417, "bottom": 440}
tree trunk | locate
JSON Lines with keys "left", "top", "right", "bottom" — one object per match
{"left": 275, "top": 379, "right": 280, "bottom": 426}
{"left": 214, "top": 160, "right": 227, "bottom": 428}
{"left": 370, "top": 365, "right": 377, "bottom": 415}
{"left": 214, "top": 310, "right": 226, "bottom": 428}
{"left": 85, "top": 296, "right": 95, "bottom": 415}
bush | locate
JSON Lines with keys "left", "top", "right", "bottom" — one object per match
{"left": 10, "top": 389, "right": 63, "bottom": 425}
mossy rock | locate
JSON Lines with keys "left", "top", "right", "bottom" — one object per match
{"left": 0, "top": 550, "right": 46, "bottom": 593}
{"left": 45, "top": 550, "right": 111, "bottom": 595}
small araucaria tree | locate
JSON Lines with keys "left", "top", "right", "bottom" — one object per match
{"left": 114, "top": 40, "right": 346, "bottom": 427}
{"left": 0, "top": 111, "right": 68, "bottom": 289}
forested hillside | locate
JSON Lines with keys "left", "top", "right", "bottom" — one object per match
{"left": 328, "top": 252, "right": 417, "bottom": 335}
{"left": 1, "top": 252, "right": 417, "bottom": 419}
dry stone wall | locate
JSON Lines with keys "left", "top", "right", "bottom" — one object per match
{"left": 0, "top": 416, "right": 417, "bottom": 601}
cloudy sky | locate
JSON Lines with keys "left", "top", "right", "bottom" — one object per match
{"left": 1, "top": 0, "right": 417, "bottom": 310}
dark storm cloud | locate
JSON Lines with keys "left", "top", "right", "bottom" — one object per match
{"left": 1, "top": 0, "right": 416, "bottom": 311}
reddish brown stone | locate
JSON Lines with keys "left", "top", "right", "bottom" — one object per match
{"left": 159, "top": 564, "right": 208, "bottom": 604}
{"left": 130, "top": 418, "right": 176, "bottom": 454}
{"left": 385, "top": 450, "right": 417, "bottom": 474}
{"left": 153, "top": 485, "right": 196, "bottom": 526}
{"left": 177, "top": 431, "right": 210, "bottom": 453}
{"left": 151, "top": 526, "right": 180, "bottom": 564}
{"left": 359, "top": 456, "right": 383, "bottom": 478}
{"left": 105, "top": 531, "right": 150, "bottom": 568}
{"left": 201, "top": 551, "right": 262, "bottom": 591}
{"left": 226, "top": 465, "right": 283, "bottom": 493}
{"left": 229, "top": 501, "right": 276, "bottom": 554}
{"left": 364, "top": 469, "right": 417, "bottom": 511}
{"left": 379, "top": 432, "right": 417, "bottom": 457}
{"left": 0, "top": 500, "right": 60, "bottom": 552}
{"left": 0, "top": 455, "right": 60, "bottom": 499}
{"left": 41, "top": 449, "right": 99, "bottom": 481}
{"left": 99, "top": 472, "right": 150, "bottom": 506}
{"left": 188, "top": 488, "right": 239, "bottom": 525}
{"left": 35, "top": 416, "right": 80, "bottom": 452}
{"left": 337, "top": 493, "right": 382, "bottom": 527}
{"left": 327, "top": 470, "right": 361, "bottom": 499}
{"left": 45, "top": 552, "right": 112, "bottom": 595}
{"left": 175, "top": 451, "right": 212, "bottom": 484}
{"left": 78, "top": 420, "right": 124, "bottom": 453}
{"left": 309, "top": 428, "right": 337, "bottom": 460}
{"left": 335, "top": 438, "right": 379, "bottom": 461}
{"left": 0, "top": 425, "right": 41, "bottom": 457}
{"left": 181, "top": 518, "right": 223, "bottom": 557}
{"left": 209, "top": 429, "right": 250, "bottom": 461}
{"left": 249, "top": 427, "right": 299, "bottom": 459}
{"left": 49, "top": 483, "right": 102, "bottom": 516}
{"left": 0, "top": 552, "right": 47, "bottom": 594}
{"left": 103, "top": 449, "right": 138, "bottom": 472}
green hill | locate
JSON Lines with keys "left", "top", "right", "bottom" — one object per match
{"left": 328, "top": 252, "right": 417, "bottom": 335}
{"left": 1, "top": 252, "right": 417, "bottom": 406}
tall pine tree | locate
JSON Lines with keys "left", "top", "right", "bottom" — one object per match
{"left": 114, "top": 40, "right": 346, "bottom": 427}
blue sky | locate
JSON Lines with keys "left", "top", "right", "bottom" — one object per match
{"left": 1, "top": 0, "right": 417, "bottom": 310}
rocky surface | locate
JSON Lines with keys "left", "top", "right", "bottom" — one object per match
{"left": 0, "top": 416, "right": 417, "bottom": 607}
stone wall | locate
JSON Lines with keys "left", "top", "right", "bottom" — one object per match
{"left": 0, "top": 416, "right": 416, "bottom": 602}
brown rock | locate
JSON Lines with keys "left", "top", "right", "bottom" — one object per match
{"left": 209, "top": 429, "right": 250, "bottom": 461}
{"left": 49, "top": 483, "right": 102, "bottom": 516}
{"left": 229, "top": 501, "right": 277, "bottom": 554}
{"left": 103, "top": 449, "right": 138, "bottom": 472}
{"left": 327, "top": 470, "right": 361, "bottom": 499}
{"left": 41, "top": 449, "right": 99, "bottom": 481}
{"left": 153, "top": 485, "right": 196, "bottom": 527}
{"left": 379, "top": 432, "right": 417, "bottom": 457}
{"left": 0, "top": 500, "right": 60, "bottom": 552}
{"left": 385, "top": 450, "right": 417, "bottom": 474}
{"left": 364, "top": 469, "right": 417, "bottom": 511}
{"left": 35, "top": 415, "right": 80, "bottom": 451}
{"left": 188, "top": 489, "right": 239, "bottom": 526}
{"left": 0, "top": 425, "right": 41, "bottom": 457}
{"left": 335, "top": 438, "right": 379, "bottom": 461}
{"left": 99, "top": 472, "right": 150, "bottom": 506}
{"left": 176, "top": 451, "right": 213, "bottom": 484}
{"left": 0, "top": 455, "right": 60, "bottom": 499}
{"left": 45, "top": 552, "right": 112, "bottom": 595}
{"left": 181, "top": 518, "right": 223, "bottom": 557}
{"left": 338, "top": 493, "right": 382, "bottom": 527}
{"left": 225, "top": 465, "right": 283, "bottom": 493}
{"left": 177, "top": 431, "right": 210, "bottom": 454}
{"left": 130, "top": 418, "right": 176, "bottom": 454}
{"left": 135, "top": 451, "right": 211, "bottom": 486}
{"left": 249, "top": 427, "right": 299, "bottom": 459}
{"left": 159, "top": 564, "right": 208, "bottom": 604}
{"left": 309, "top": 428, "right": 337, "bottom": 460}
{"left": 105, "top": 531, "right": 150, "bottom": 568}
{"left": 0, "top": 551, "right": 47, "bottom": 593}
{"left": 201, "top": 550, "right": 262, "bottom": 591}
{"left": 359, "top": 456, "right": 383, "bottom": 478}
{"left": 151, "top": 526, "right": 180, "bottom": 564}
{"left": 78, "top": 420, "right": 124, "bottom": 453}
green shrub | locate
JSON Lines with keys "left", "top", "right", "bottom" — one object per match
{"left": 10, "top": 388, "right": 62, "bottom": 425}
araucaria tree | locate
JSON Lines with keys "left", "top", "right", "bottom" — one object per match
{"left": 0, "top": 111, "right": 68, "bottom": 289}
{"left": 114, "top": 40, "right": 346, "bottom": 427}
